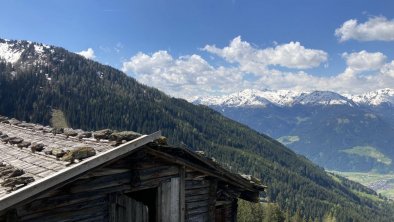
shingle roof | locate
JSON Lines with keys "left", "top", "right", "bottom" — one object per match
{"left": 0, "top": 116, "right": 150, "bottom": 198}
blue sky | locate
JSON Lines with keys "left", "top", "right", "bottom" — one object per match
{"left": 1, "top": 0, "right": 394, "bottom": 99}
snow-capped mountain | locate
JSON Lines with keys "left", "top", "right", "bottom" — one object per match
{"left": 294, "top": 91, "right": 356, "bottom": 106}
{"left": 350, "top": 88, "right": 394, "bottom": 106}
{"left": 195, "top": 89, "right": 303, "bottom": 107}
{"left": 196, "top": 88, "right": 394, "bottom": 107}
{"left": 0, "top": 38, "right": 54, "bottom": 65}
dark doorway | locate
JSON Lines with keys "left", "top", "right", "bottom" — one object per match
{"left": 127, "top": 188, "right": 157, "bottom": 222}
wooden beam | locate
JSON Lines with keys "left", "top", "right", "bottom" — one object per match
{"left": 145, "top": 148, "right": 257, "bottom": 194}
{"left": 179, "top": 166, "right": 185, "bottom": 222}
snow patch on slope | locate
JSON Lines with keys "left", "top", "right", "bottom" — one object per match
{"left": 0, "top": 41, "right": 23, "bottom": 63}
{"left": 34, "top": 45, "right": 44, "bottom": 55}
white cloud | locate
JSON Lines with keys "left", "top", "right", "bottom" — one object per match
{"left": 335, "top": 16, "right": 394, "bottom": 42}
{"left": 203, "top": 36, "right": 328, "bottom": 69}
{"left": 77, "top": 48, "right": 96, "bottom": 60}
{"left": 342, "top": 50, "right": 387, "bottom": 72}
{"left": 121, "top": 37, "right": 394, "bottom": 100}
{"left": 122, "top": 51, "right": 244, "bottom": 99}
{"left": 381, "top": 61, "right": 394, "bottom": 78}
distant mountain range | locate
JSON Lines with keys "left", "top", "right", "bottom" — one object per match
{"left": 195, "top": 88, "right": 394, "bottom": 172}
{"left": 195, "top": 88, "right": 394, "bottom": 107}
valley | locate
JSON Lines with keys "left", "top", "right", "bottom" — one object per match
{"left": 330, "top": 171, "right": 394, "bottom": 200}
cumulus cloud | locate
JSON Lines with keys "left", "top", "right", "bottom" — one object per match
{"left": 122, "top": 51, "right": 243, "bottom": 98}
{"left": 121, "top": 37, "right": 394, "bottom": 100}
{"left": 203, "top": 36, "right": 328, "bottom": 69}
{"left": 77, "top": 48, "right": 96, "bottom": 60}
{"left": 335, "top": 16, "right": 394, "bottom": 42}
{"left": 342, "top": 50, "right": 387, "bottom": 71}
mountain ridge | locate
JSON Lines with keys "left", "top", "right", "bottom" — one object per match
{"left": 196, "top": 88, "right": 394, "bottom": 107}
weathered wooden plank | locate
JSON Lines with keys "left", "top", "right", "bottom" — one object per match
{"left": 208, "top": 179, "right": 217, "bottom": 221}
{"left": 21, "top": 184, "right": 131, "bottom": 216}
{"left": 170, "top": 177, "right": 180, "bottom": 222}
{"left": 159, "top": 177, "right": 181, "bottom": 222}
{"left": 139, "top": 165, "right": 179, "bottom": 181}
{"left": 79, "top": 168, "right": 131, "bottom": 179}
{"left": 215, "top": 201, "right": 232, "bottom": 206}
{"left": 186, "top": 201, "right": 208, "bottom": 210}
{"left": 130, "top": 161, "right": 164, "bottom": 170}
{"left": 186, "top": 206, "right": 209, "bottom": 216}
{"left": 180, "top": 166, "right": 185, "bottom": 222}
{"left": 69, "top": 172, "right": 132, "bottom": 193}
{"left": 185, "top": 194, "right": 210, "bottom": 203}
{"left": 18, "top": 192, "right": 106, "bottom": 215}
{"left": 185, "top": 188, "right": 209, "bottom": 196}
{"left": 108, "top": 193, "right": 116, "bottom": 222}
{"left": 74, "top": 214, "right": 108, "bottom": 222}
{"left": 18, "top": 197, "right": 107, "bottom": 221}
{"left": 186, "top": 213, "right": 209, "bottom": 222}
{"left": 185, "top": 180, "right": 209, "bottom": 189}
{"left": 185, "top": 172, "right": 206, "bottom": 180}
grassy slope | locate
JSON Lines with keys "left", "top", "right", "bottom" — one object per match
{"left": 340, "top": 146, "right": 392, "bottom": 165}
{"left": 50, "top": 109, "right": 69, "bottom": 128}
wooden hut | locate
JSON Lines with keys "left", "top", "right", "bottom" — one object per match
{"left": 0, "top": 116, "right": 265, "bottom": 222}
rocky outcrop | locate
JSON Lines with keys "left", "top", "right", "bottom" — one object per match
{"left": 61, "top": 146, "right": 96, "bottom": 162}
{"left": 1, "top": 177, "right": 35, "bottom": 188}
{"left": 78, "top": 132, "right": 92, "bottom": 139}
{"left": 8, "top": 137, "right": 23, "bottom": 145}
{"left": 31, "top": 143, "right": 45, "bottom": 153}
{"left": 8, "top": 119, "right": 21, "bottom": 125}
{"left": 63, "top": 128, "right": 78, "bottom": 138}
{"left": 109, "top": 131, "right": 141, "bottom": 142}
{"left": 156, "top": 136, "right": 168, "bottom": 145}
{"left": 51, "top": 128, "right": 64, "bottom": 135}
{"left": 50, "top": 148, "right": 66, "bottom": 158}
{"left": 94, "top": 129, "right": 113, "bottom": 140}
{"left": 0, "top": 163, "right": 32, "bottom": 191}
{"left": 17, "top": 141, "right": 31, "bottom": 148}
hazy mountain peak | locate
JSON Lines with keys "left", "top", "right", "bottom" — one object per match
{"left": 293, "top": 90, "right": 355, "bottom": 106}
{"left": 351, "top": 88, "right": 394, "bottom": 106}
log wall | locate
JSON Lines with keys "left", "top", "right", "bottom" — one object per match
{"left": 184, "top": 171, "right": 217, "bottom": 222}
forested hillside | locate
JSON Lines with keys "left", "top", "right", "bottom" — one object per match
{"left": 1, "top": 39, "right": 394, "bottom": 221}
